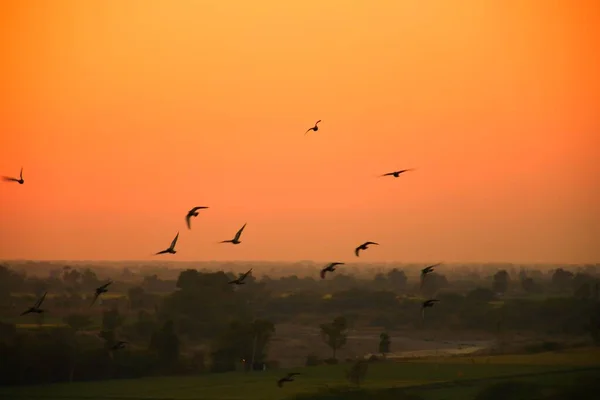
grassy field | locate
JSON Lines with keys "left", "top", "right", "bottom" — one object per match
{"left": 1, "top": 348, "right": 599, "bottom": 400}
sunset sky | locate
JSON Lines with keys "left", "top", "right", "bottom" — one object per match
{"left": 1, "top": 0, "right": 598, "bottom": 264}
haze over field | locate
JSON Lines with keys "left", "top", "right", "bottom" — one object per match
{"left": 1, "top": 0, "right": 599, "bottom": 264}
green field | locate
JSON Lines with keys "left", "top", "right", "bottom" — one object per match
{"left": 1, "top": 349, "right": 599, "bottom": 400}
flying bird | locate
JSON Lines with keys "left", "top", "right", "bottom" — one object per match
{"left": 229, "top": 268, "right": 253, "bottom": 285}
{"left": 277, "top": 372, "right": 301, "bottom": 388}
{"left": 90, "top": 280, "right": 113, "bottom": 306}
{"left": 380, "top": 169, "right": 415, "bottom": 178}
{"left": 420, "top": 263, "right": 441, "bottom": 288}
{"left": 186, "top": 206, "right": 209, "bottom": 229}
{"left": 3, "top": 167, "right": 24, "bottom": 184}
{"left": 304, "top": 120, "right": 321, "bottom": 135}
{"left": 421, "top": 299, "right": 440, "bottom": 320}
{"left": 320, "top": 262, "right": 345, "bottom": 279}
{"left": 220, "top": 223, "right": 247, "bottom": 245}
{"left": 355, "top": 241, "right": 379, "bottom": 257}
{"left": 155, "top": 232, "right": 179, "bottom": 255}
{"left": 20, "top": 292, "right": 47, "bottom": 316}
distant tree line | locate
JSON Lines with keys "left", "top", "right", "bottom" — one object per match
{"left": 0, "top": 263, "right": 599, "bottom": 386}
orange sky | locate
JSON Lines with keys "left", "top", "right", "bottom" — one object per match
{"left": 1, "top": 0, "right": 599, "bottom": 264}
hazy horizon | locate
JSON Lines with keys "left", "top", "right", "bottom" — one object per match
{"left": 1, "top": 258, "right": 596, "bottom": 268}
{"left": 1, "top": 0, "right": 599, "bottom": 264}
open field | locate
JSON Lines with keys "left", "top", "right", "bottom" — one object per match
{"left": 2, "top": 348, "right": 599, "bottom": 400}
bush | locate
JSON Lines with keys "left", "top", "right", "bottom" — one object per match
{"left": 305, "top": 353, "right": 322, "bottom": 366}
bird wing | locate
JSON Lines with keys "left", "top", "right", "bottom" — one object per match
{"left": 381, "top": 172, "right": 394, "bottom": 177}
{"left": 234, "top": 223, "right": 247, "bottom": 241}
{"left": 3, "top": 176, "right": 18, "bottom": 182}
{"left": 20, "top": 309, "right": 31, "bottom": 316}
{"left": 170, "top": 232, "right": 179, "bottom": 249}
{"left": 365, "top": 242, "right": 379, "bottom": 246}
{"left": 99, "top": 281, "right": 113, "bottom": 290}
{"left": 34, "top": 292, "right": 47, "bottom": 308}
{"left": 155, "top": 249, "right": 168, "bottom": 255}
{"left": 304, "top": 128, "right": 313, "bottom": 135}
{"left": 20, "top": 167, "right": 23, "bottom": 179}
{"left": 190, "top": 206, "right": 208, "bottom": 213}
{"left": 428, "top": 262, "right": 441, "bottom": 269}
{"left": 90, "top": 292, "right": 100, "bottom": 307}
{"left": 315, "top": 120, "right": 321, "bottom": 125}
{"left": 288, "top": 372, "right": 301, "bottom": 377}
{"left": 186, "top": 214, "right": 192, "bottom": 229}
{"left": 241, "top": 268, "right": 253, "bottom": 280}
{"left": 333, "top": 262, "right": 345, "bottom": 267}
{"left": 320, "top": 269, "right": 327, "bottom": 279}
{"left": 354, "top": 247, "right": 360, "bottom": 257}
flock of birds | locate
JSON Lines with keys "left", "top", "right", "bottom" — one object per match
{"left": 4, "top": 120, "right": 444, "bottom": 388}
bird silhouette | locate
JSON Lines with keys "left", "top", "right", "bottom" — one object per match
{"left": 3, "top": 167, "right": 24, "bottom": 184}
{"left": 220, "top": 223, "right": 247, "bottom": 245}
{"left": 304, "top": 120, "right": 321, "bottom": 135}
{"left": 229, "top": 268, "right": 253, "bottom": 285}
{"left": 380, "top": 169, "right": 415, "bottom": 178}
{"left": 277, "top": 372, "right": 301, "bottom": 387}
{"left": 355, "top": 241, "right": 379, "bottom": 257}
{"left": 420, "top": 263, "right": 441, "bottom": 288}
{"left": 320, "top": 262, "right": 345, "bottom": 279}
{"left": 155, "top": 232, "right": 179, "bottom": 255}
{"left": 90, "top": 280, "right": 113, "bottom": 306}
{"left": 421, "top": 299, "right": 440, "bottom": 320}
{"left": 20, "top": 292, "right": 47, "bottom": 316}
{"left": 185, "top": 206, "right": 209, "bottom": 230}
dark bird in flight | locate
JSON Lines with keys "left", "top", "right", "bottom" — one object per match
{"left": 229, "top": 268, "right": 253, "bottom": 285}
{"left": 110, "top": 340, "right": 128, "bottom": 351}
{"left": 277, "top": 372, "right": 301, "bottom": 387}
{"left": 355, "top": 241, "right": 379, "bottom": 257}
{"left": 421, "top": 299, "right": 440, "bottom": 319}
{"left": 20, "top": 292, "right": 47, "bottom": 316}
{"left": 3, "top": 167, "right": 24, "bottom": 184}
{"left": 90, "top": 281, "right": 113, "bottom": 306}
{"left": 155, "top": 232, "right": 179, "bottom": 255}
{"left": 420, "top": 263, "right": 441, "bottom": 288}
{"left": 220, "top": 223, "right": 247, "bottom": 245}
{"left": 380, "top": 169, "right": 415, "bottom": 178}
{"left": 304, "top": 120, "right": 321, "bottom": 135}
{"left": 320, "top": 262, "right": 345, "bottom": 279}
{"left": 186, "top": 206, "right": 209, "bottom": 230}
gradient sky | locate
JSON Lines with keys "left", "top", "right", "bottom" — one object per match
{"left": 1, "top": 0, "right": 598, "bottom": 263}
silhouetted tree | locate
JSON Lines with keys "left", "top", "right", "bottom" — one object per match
{"left": 386, "top": 268, "right": 408, "bottom": 291}
{"left": 492, "top": 270, "right": 510, "bottom": 294}
{"left": 102, "top": 307, "right": 124, "bottom": 332}
{"left": 521, "top": 277, "right": 537, "bottom": 294}
{"left": 128, "top": 286, "right": 146, "bottom": 309}
{"left": 320, "top": 316, "right": 348, "bottom": 360}
{"left": 346, "top": 359, "right": 368, "bottom": 388}
{"left": 551, "top": 268, "right": 574, "bottom": 291}
{"left": 149, "top": 319, "right": 180, "bottom": 369}
{"left": 421, "top": 273, "right": 449, "bottom": 297}
{"left": 378, "top": 332, "right": 391, "bottom": 358}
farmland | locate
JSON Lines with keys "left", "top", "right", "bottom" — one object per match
{"left": 1, "top": 348, "right": 599, "bottom": 400}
